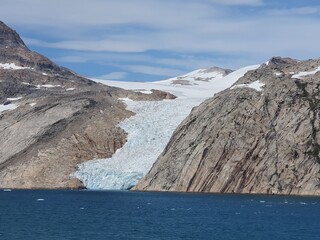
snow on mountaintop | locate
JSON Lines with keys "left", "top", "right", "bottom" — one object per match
{"left": 74, "top": 65, "right": 260, "bottom": 190}
{"left": 93, "top": 65, "right": 256, "bottom": 99}
{"left": 161, "top": 67, "right": 231, "bottom": 86}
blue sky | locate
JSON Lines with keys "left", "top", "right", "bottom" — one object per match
{"left": 1, "top": 0, "right": 320, "bottom": 81}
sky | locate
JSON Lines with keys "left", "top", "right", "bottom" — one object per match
{"left": 1, "top": 0, "right": 320, "bottom": 82}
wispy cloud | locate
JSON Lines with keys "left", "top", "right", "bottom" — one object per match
{"left": 23, "top": 16, "right": 320, "bottom": 56}
{"left": 124, "top": 65, "right": 185, "bottom": 77}
{"left": 205, "top": 0, "right": 263, "bottom": 6}
{"left": 1, "top": 0, "right": 320, "bottom": 81}
{"left": 53, "top": 55, "right": 88, "bottom": 63}
{"left": 96, "top": 72, "right": 128, "bottom": 80}
{"left": 267, "top": 6, "right": 320, "bottom": 16}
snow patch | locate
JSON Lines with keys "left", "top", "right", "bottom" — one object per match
{"left": 66, "top": 88, "right": 75, "bottom": 91}
{"left": 119, "top": 97, "right": 133, "bottom": 102}
{"left": 292, "top": 66, "right": 320, "bottom": 79}
{"left": 74, "top": 65, "right": 260, "bottom": 190}
{"left": 231, "top": 80, "right": 265, "bottom": 91}
{"left": 22, "top": 82, "right": 32, "bottom": 85}
{"left": 42, "top": 73, "right": 48, "bottom": 76}
{"left": 0, "top": 103, "right": 17, "bottom": 113}
{"left": 274, "top": 72, "right": 282, "bottom": 76}
{"left": 7, "top": 97, "right": 23, "bottom": 101}
{"left": 41, "top": 84, "right": 61, "bottom": 88}
{"left": 135, "top": 90, "right": 153, "bottom": 94}
{"left": 36, "top": 84, "right": 61, "bottom": 89}
{"left": 0, "top": 63, "right": 31, "bottom": 70}
{"left": 22, "top": 82, "right": 61, "bottom": 89}
{"left": 29, "top": 102, "right": 37, "bottom": 107}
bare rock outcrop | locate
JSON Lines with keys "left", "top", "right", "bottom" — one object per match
{"left": 134, "top": 57, "right": 320, "bottom": 196}
{"left": 0, "top": 21, "right": 171, "bottom": 189}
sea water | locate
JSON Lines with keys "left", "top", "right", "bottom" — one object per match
{"left": 0, "top": 190, "right": 319, "bottom": 240}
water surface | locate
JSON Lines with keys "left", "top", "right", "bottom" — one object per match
{"left": 0, "top": 190, "right": 319, "bottom": 239}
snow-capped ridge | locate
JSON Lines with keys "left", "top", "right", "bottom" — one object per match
{"left": 156, "top": 66, "right": 232, "bottom": 86}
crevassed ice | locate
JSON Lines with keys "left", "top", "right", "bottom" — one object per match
{"left": 73, "top": 98, "right": 202, "bottom": 190}
{"left": 73, "top": 65, "right": 260, "bottom": 190}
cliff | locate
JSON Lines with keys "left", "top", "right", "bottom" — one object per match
{"left": 134, "top": 57, "right": 320, "bottom": 195}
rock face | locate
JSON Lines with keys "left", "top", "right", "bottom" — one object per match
{"left": 0, "top": 21, "right": 169, "bottom": 189}
{"left": 134, "top": 57, "right": 320, "bottom": 196}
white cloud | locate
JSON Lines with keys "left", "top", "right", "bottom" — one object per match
{"left": 125, "top": 65, "right": 185, "bottom": 77}
{"left": 2, "top": 0, "right": 320, "bottom": 78}
{"left": 96, "top": 72, "right": 128, "bottom": 80}
{"left": 267, "top": 6, "right": 320, "bottom": 16}
{"left": 0, "top": 0, "right": 220, "bottom": 32}
{"left": 23, "top": 16, "right": 320, "bottom": 58}
{"left": 53, "top": 56, "right": 88, "bottom": 63}
{"left": 205, "top": 0, "right": 263, "bottom": 6}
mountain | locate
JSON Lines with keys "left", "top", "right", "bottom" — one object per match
{"left": 74, "top": 66, "right": 260, "bottom": 190}
{"left": 134, "top": 57, "right": 320, "bottom": 196}
{"left": 0, "top": 21, "right": 172, "bottom": 189}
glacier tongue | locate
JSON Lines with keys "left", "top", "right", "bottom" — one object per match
{"left": 73, "top": 65, "right": 260, "bottom": 190}
{"left": 73, "top": 98, "right": 202, "bottom": 190}
{"left": 77, "top": 170, "right": 144, "bottom": 190}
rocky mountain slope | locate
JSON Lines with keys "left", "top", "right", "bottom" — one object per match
{"left": 134, "top": 57, "right": 320, "bottom": 196}
{"left": 0, "top": 21, "right": 172, "bottom": 189}
{"left": 73, "top": 64, "right": 248, "bottom": 190}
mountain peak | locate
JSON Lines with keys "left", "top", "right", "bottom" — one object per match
{"left": 264, "top": 56, "right": 298, "bottom": 67}
{"left": 0, "top": 21, "right": 28, "bottom": 49}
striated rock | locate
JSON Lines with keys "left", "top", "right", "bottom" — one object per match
{"left": 134, "top": 57, "right": 320, "bottom": 196}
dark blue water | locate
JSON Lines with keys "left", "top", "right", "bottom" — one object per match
{"left": 0, "top": 190, "right": 319, "bottom": 240}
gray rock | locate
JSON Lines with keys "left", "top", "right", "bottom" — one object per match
{"left": 0, "top": 21, "right": 171, "bottom": 189}
{"left": 134, "top": 57, "right": 320, "bottom": 196}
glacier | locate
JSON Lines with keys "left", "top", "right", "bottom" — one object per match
{"left": 73, "top": 65, "right": 260, "bottom": 190}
